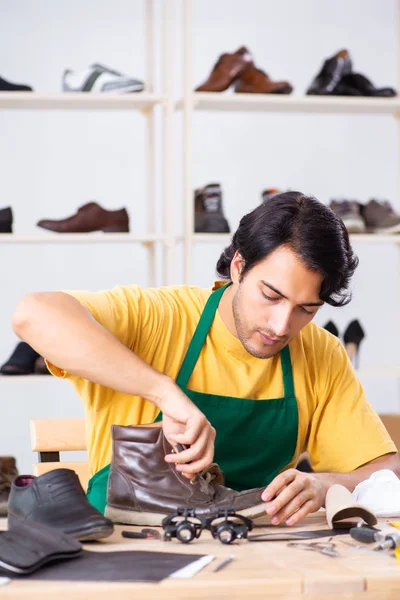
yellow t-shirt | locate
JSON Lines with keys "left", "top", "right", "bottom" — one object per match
{"left": 48, "top": 281, "right": 396, "bottom": 478}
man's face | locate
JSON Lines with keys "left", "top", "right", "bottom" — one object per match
{"left": 231, "top": 245, "right": 324, "bottom": 359}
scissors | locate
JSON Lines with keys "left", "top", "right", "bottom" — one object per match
{"left": 287, "top": 540, "right": 339, "bottom": 557}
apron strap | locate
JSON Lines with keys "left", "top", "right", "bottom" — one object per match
{"left": 280, "top": 344, "right": 294, "bottom": 398}
{"left": 176, "top": 284, "right": 228, "bottom": 388}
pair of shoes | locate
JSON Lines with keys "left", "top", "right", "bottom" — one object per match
{"left": 196, "top": 46, "right": 293, "bottom": 94}
{"left": 0, "top": 75, "right": 33, "bottom": 92}
{"left": 37, "top": 201, "right": 130, "bottom": 233}
{"left": 0, "top": 342, "right": 49, "bottom": 376}
{"left": 62, "top": 63, "right": 144, "bottom": 93}
{"left": 0, "top": 207, "right": 12, "bottom": 233}
{"left": 195, "top": 183, "right": 230, "bottom": 233}
{"left": 0, "top": 457, "right": 18, "bottom": 517}
{"left": 323, "top": 320, "right": 365, "bottom": 368}
{"left": 330, "top": 199, "right": 400, "bottom": 234}
{"left": 307, "top": 49, "right": 396, "bottom": 97}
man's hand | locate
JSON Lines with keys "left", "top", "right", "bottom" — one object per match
{"left": 158, "top": 380, "right": 216, "bottom": 478}
{"left": 261, "top": 469, "right": 329, "bottom": 526}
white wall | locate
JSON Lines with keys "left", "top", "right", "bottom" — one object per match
{"left": 0, "top": 0, "right": 399, "bottom": 472}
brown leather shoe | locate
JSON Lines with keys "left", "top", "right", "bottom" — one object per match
{"left": 235, "top": 64, "right": 293, "bottom": 94}
{"left": 37, "top": 202, "right": 129, "bottom": 233}
{"left": 105, "top": 425, "right": 267, "bottom": 526}
{"left": 0, "top": 457, "right": 18, "bottom": 516}
{"left": 195, "top": 46, "right": 253, "bottom": 92}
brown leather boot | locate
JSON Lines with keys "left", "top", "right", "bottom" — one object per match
{"left": 0, "top": 457, "right": 18, "bottom": 516}
{"left": 37, "top": 202, "right": 129, "bottom": 233}
{"left": 105, "top": 425, "right": 267, "bottom": 526}
{"left": 235, "top": 64, "right": 293, "bottom": 94}
{"left": 195, "top": 46, "right": 253, "bottom": 92}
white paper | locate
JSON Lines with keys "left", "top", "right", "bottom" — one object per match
{"left": 0, "top": 577, "right": 10, "bottom": 587}
{"left": 169, "top": 554, "right": 215, "bottom": 578}
{"left": 352, "top": 469, "right": 400, "bottom": 517}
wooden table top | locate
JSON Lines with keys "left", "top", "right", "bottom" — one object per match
{"left": 1, "top": 513, "right": 400, "bottom": 599}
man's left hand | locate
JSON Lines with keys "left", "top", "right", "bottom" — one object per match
{"left": 261, "top": 469, "right": 328, "bottom": 526}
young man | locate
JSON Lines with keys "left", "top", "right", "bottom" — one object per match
{"left": 12, "top": 192, "right": 399, "bottom": 525}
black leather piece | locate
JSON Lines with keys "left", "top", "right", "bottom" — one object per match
{"left": 0, "top": 342, "right": 39, "bottom": 375}
{"left": 0, "top": 520, "right": 81, "bottom": 574}
{"left": 8, "top": 469, "right": 114, "bottom": 541}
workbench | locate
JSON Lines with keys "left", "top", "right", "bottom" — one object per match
{"left": 1, "top": 513, "right": 400, "bottom": 599}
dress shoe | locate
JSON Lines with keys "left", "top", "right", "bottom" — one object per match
{"left": 329, "top": 199, "right": 366, "bottom": 233}
{"left": 37, "top": 201, "right": 129, "bottom": 233}
{"left": 0, "top": 342, "right": 40, "bottom": 375}
{"left": 322, "top": 321, "right": 339, "bottom": 338}
{"left": 235, "top": 65, "right": 293, "bottom": 94}
{"left": 105, "top": 425, "right": 267, "bottom": 526}
{"left": 8, "top": 469, "right": 114, "bottom": 541}
{"left": 307, "top": 49, "right": 352, "bottom": 95}
{"left": 0, "top": 206, "right": 13, "bottom": 233}
{"left": 362, "top": 199, "right": 400, "bottom": 233}
{"left": 0, "top": 76, "right": 33, "bottom": 92}
{"left": 195, "top": 183, "right": 230, "bottom": 233}
{"left": 334, "top": 73, "right": 396, "bottom": 97}
{"left": 0, "top": 457, "right": 18, "bottom": 517}
{"left": 34, "top": 356, "right": 50, "bottom": 375}
{"left": 343, "top": 320, "right": 365, "bottom": 368}
{"left": 195, "top": 46, "right": 253, "bottom": 92}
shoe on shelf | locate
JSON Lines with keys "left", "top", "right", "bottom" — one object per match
{"left": 34, "top": 357, "right": 50, "bottom": 375}
{"left": 195, "top": 183, "right": 230, "bottom": 233}
{"left": 322, "top": 321, "right": 339, "bottom": 337}
{"left": 261, "top": 188, "right": 280, "bottom": 203}
{"left": 195, "top": 46, "right": 253, "bottom": 92}
{"left": 8, "top": 469, "right": 114, "bottom": 541}
{"left": 62, "top": 64, "right": 144, "bottom": 93}
{"left": 362, "top": 199, "right": 400, "bottom": 233}
{"left": 0, "top": 342, "right": 40, "bottom": 375}
{"left": 235, "top": 65, "right": 293, "bottom": 94}
{"left": 0, "top": 457, "right": 18, "bottom": 517}
{"left": 329, "top": 199, "right": 366, "bottom": 233}
{"left": 343, "top": 320, "right": 365, "bottom": 368}
{"left": 0, "top": 206, "right": 13, "bottom": 233}
{"left": 0, "top": 76, "right": 33, "bottom": 92}
{"left": 37, "top": 201, "right": 129, "bottom": 233}
{"left": 306, "top": 49, "right": 352, "bottom": 95}
{"left": 334, "top": 73, "right": 396, "bottom": 97}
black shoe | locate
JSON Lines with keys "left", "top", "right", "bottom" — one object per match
{"left": 343, "top": 319, "right": 365, "bottom": 368}
{"left": 0, "top": 207, "right": 12, "bottom": 233}
{"left": 0, "top": 342, "right": 40, "bottom": 375}
{"left": 8, "top": 469, "right": 114, "bottom": 541}
{"left": 307, "top": 49, "right": 352, "bottom": 95}
{"left": 0, "top": 76, "right": 33, "bottom": 92}
{"left": 194, "top": 183, "right": 230, "bottom": 233}
{"left": 323, "top": 320, "right": 339, "bottom": 337}
{"left": 334, "top": 73, "right": 396, "bottom": 97}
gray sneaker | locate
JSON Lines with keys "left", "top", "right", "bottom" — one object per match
{"left": 329, "top": 199, "right": 366, "bottom": 233}
{"left": 362, "top": 199, "right": 400, "bottom": 233}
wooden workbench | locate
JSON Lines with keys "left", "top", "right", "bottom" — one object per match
{"left": 1, "top": 514, "right": 400, "bottom": 599}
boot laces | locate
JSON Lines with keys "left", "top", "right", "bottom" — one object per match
{"left": 190, "top": 463, "right": 223, "bottom": 495}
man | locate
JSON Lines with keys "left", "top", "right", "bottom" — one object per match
{"left": 12, "top": 191, "right": 399, "bottom": 526}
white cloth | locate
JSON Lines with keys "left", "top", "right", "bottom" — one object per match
{"left": 352, "top": 469, "right": 400, "bottom": 517}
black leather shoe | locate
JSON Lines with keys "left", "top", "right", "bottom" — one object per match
{"left": 0, "top": 75, "right": 33, "bottom": 91}
{"left": 307, "top": 49, "right": 352, "bottom": 95}
{"left": 0, "top": 207, "right": 12, "bottom": 233}
{"left": 322, "top": 320, "right": 339, "bottom": 337}
{"left": 0, "top": 342, "right": 40, "bottom": 375}
{"left": 8, "top": 469, "right": 114, "bottom": 541}
{"left": 334, "top": 73, "right": 396, "bottom": 97}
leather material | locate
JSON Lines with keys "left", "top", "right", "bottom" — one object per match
{"left": 0, "top": 342, "right": 40, "bottom": 375}
{"left": 334, "top": 73, "right": 396, "bottom": 97}
{"left": 8, "top": 469, "right": 114, "bottom": 541}
{"left": 196, "top": 46, "right": 253, "bottom": 92}
{"left": 37, "top": 201, "right": 129, "bottom": 233}
{"left": 307, "top": 49, "right": 352, "bottom": 95}
{"left": 107, "top": 425, "right": 265, "bottom": 517}
{"left": 235, "top": 65, "right": 293, "bottom": 94}
{"left": 0, "top": 206, "right": 12, "bottom": 233}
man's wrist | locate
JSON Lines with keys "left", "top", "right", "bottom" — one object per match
{"left": 145, "top": 374, "right": 174, "bottom": 408}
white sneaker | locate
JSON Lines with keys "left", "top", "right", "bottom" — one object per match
{"left": 62, "top": 64, "right": 144, "bottom": 93}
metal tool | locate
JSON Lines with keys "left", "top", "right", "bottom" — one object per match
{"left": 122, "top": 528, "right": 160, "bottom": 540}
{"left": 212, "top": 555, "right": 235, "bottom": 572}
{"left": 287, "top": 539, "right": 340, "bottom": 557}
{"left": 350, "top": 528, "right": 400, "bottom": 551}
{"left": 375, "top": 533, "right": 400, "bottom": 551}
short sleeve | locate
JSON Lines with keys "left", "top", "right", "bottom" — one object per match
{"left": 307, "top": 342, "right": 396, "bottom": 472}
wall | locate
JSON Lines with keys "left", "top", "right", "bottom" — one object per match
{"left": 0, "top": 0, "right": 399, "bottom": 472}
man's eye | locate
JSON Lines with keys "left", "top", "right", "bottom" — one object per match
{"left": 301, "top": 307, "right": 313, "bottom": 316}
{"left": 261, "top": 292, "right": 277, "bottom": 302}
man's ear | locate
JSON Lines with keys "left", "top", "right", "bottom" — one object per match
{"left": 230, "top": 251, "right": 245, "bottom": 283}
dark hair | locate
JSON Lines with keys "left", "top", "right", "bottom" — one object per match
{"left": 216, "top": 191, "right": 358, "bottom": 307}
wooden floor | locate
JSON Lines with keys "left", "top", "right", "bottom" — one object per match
{"left": 1, "top": 513, "right": 400, "bottom": 599}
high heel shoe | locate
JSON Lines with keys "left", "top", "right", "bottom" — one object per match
{"left": 322, "top": 320, "right": 339, "bottom": 337}
{"left": 343, "top": 320, "right": 365, "bottom": 368}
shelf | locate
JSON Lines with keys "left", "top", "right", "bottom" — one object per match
{"left": 176, "top": 93, "right": 400, "bottom": 115}
{"left": 0, "top": 375, "right": 56, "bottom": 382}
{"left": 0, "top": 92, "right": 165, "bottom": 111}
{"left": 192, "top": 233, "right": 400, "bottom": 245}
{"left": 0, "top": 233, "right": 166, "bottom": 244}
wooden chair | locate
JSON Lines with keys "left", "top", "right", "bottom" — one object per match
{"left": 30, "top": 418, "right": 89, "bottom": 491}
{"left": 379, "top": 414, "right": 400, "bottom": 450}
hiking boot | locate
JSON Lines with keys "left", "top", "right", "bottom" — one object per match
{"left": 8, "top": 469, "right": 114, "bottom": 541}
{"left": 0, "top": 457, "right": 18, "bottom": 516}
{"left": 362, "top": 199, "right": 400, "bottom": 233}
{"left": 194, "top": 183, "right": 230, "bottom": 233}
{"left": 329, "top": 199, "right": 366, "bottom": 233}
{"left": 105, "top": 425, "right": 267, "bottom": 526}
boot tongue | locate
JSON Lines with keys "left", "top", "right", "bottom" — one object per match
{"left": 190, "top": 463, "right": 225, "bottom": 496}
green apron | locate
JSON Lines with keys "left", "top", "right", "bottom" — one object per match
{"left": 87, "top": 284, "right": 299, "bottom": 514}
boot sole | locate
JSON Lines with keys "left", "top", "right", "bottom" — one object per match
{"left": 105, "top": 501, "right": 267, "bottom": 526}
{"left": 7, "top": 514, "right": 114, "bottom": 542}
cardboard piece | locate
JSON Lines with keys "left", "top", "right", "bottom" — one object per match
{"left": 325, "top": 484, "right": 378, "bottom": 529}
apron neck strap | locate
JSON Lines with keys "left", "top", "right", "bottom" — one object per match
{"left": 280, "top": 344, "right": 294, "bottom": 398}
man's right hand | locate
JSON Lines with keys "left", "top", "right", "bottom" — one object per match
{"left": 158, "top": 380, "right": 216, "bottom": 478}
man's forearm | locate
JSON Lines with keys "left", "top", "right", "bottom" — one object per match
{"left": 12, "top": 291, "right": 171, "bottom": 405}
